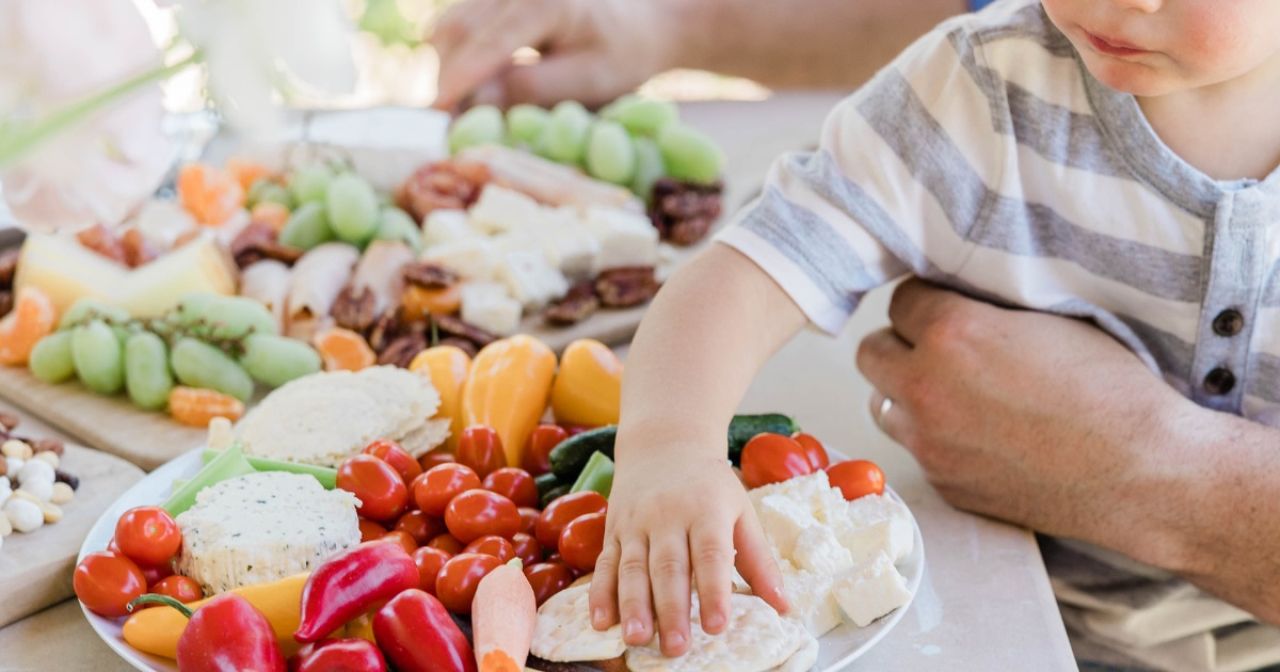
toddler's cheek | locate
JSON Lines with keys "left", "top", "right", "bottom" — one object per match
{"left": 1174, "top": 3, "right": 1260, "bottom": 76}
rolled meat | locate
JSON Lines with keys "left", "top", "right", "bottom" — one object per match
{"left": 239, "top": 259, "right": 292, "bottom": 332}
{"left": 285, "top": 242, "right": 359, "bottom": 341}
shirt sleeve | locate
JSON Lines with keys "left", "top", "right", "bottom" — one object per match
{"left": 716, "top": 19, "right": 1005, "bottom": 334}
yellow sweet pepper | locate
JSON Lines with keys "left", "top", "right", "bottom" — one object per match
{"left": 122, "top": 573, "right": 308, "bottom": 660}
{"left": 461, "top": 335, "right": 557, "bottom": 467}
{"left": 344, "top": 611, "right": 377, "bottom": 642}
{"left": 551, "top": 339, "right": 623, "bottom": 428}
{"left": 410, "top": 345, "right": 472, "bottom": 451}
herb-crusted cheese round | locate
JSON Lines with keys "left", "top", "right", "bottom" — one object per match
{"left": 175, "top": 472, "right": 360, "bottom": 594}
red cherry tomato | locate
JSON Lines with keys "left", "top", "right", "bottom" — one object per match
{"left": 792, "top": 432, "right": 830, "bottom": 470}
{"left": 338, "top": 455, "right": 410, "bottom": 522}
{"left": 114, "top": 506, "right": 182, "bottom": 567}
{"left": 558, "top": 511, "right": 606, "bottom": 572}
{"left": 561, "top": 424, "right": 592, "bottom": 437}
{"left": 522, "top": 425, "right": 567, "bottom": 476}
{"left": 523, "top": 561, "right": 575, "bottom": 606}
{"left": 463, "top": 535, "right": 516, "bottom": 562}
{"left": 444, "top": 490, "right": 520, "bottom": 544}
{"left": 358, "top": 518, "right": 388, "bottom": 542}
{"left": 412, "top": 546, "right": 452, "bottom": 595}
{"left": 106, "top": 538, "right": 122, "bottom": 555}
{"left": 381, "top": 530, "right": 419, "bottom": 555}
{"left": 427, "top": 533, "right": 465, "bottom": 555}
{"left": 411, "top": 463, "right": 482, "bottom": 517}
{"left": 73, "top": 552, "right": 147, "bottom": 618}
{"left": 394, "top": 510, "right": 445, "bottom": 545}
{"left": 826, "top": 459, "right": 886, "bottom": 501}
{"left": 139, "top": 561, "right": 173, "bottom": 587}
{"left": 294, "top": 638, "right": 387, "bottom": 672}
{"left": 511, "top": 532, "right": 543, "bottom": 567}
{"left": 435, "top": 552, "right": 502, "bottom": 614}
{"left": 151, "top": 575, "right": 203, "bottom": 604}
{"left": 457, "top": 425, "right": 506, "bottom": 478}
{"left": 363, "top": 439, "right": 422, "bottom": 484}
{"left": 535, "top": 491, "right": 607, "bottom": 550}
{"left": 482, "top": 467, "right": 538, "bottom": 508}
{"left": 517, "top": 507, "right": 539, "bottom": 535}
{"left": 417, "top": 450, "right": 455, "bottom": 472}
{"left": 740, "top": 433, "right": 814, "bottom": 489}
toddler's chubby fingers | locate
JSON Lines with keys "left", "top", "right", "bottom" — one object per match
{"left": 689, "top": 517, "right": 735, "bottom": 635}
{"left": 648, "top": 533, "right": 693, "bottom": 657}
{"left": 616, "top": 538, "right": 655, "bottom": 646}
{"left": 734, "top": 510, "right": 788, "bottom": 614}
{"left": 589, "top": 540, "right": 621, "bottom": 630}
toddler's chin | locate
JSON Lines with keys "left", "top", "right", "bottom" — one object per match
{"left": 1081, "top": 54, "right": 1182, "bottom": 97}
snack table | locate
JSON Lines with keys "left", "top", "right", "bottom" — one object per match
{"left": 0, "top": 94, "right": 1077, "bottom": 670}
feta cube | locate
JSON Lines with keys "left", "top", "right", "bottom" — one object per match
{"left": 539, "top": 207, "right": 599, "bottom": 277}
{"left": 756, "top": 494, "right": 817, "bottom": 560}
{"left": 833, "top": 552, "right": 912, "bottom": 627}
{"left": 469, "top": 185, "right": 541, "bottom": 235}
{"left": 585, "top": 207, "right": 658, "bottom": 271}
{"left": 421, "top": 237, "right": 499, "bottom": 280}
{"left": 748, "top": 471, "right": 832, "bottom": 511}
{"left": 422, "top": 209, "right": 473, "bottom": 248}
{"left": 460, "top": 282, "right": 523, "bottom": 335}
{"left": 791, "top": 524, "right": 855, "bottom": 575}
{"left": 496, "top": 250, "right": 569, "bottom": 309}
{"left": 781, "top": 566, "right": 842, "bottom": 637}
{"left": 836, "top": 494, "right": 915, "bottom": 564}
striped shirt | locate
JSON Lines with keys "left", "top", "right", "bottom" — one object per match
{"left": 717, "top": 1, "right": 1280, "bottom": 667}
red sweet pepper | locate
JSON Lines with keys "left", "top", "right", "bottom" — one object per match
{"left": 131, "top": 593, "right": 286, "bottom": 672}
{"left": 294, "top": 541, "right": 420, "bottom": 643}
{"left": 292, "top": 638, "right": 387, "bottom": 672}
{"left": 373, "top": 589, "right": 476, "bottom": 672}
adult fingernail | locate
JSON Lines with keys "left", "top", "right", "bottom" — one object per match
{"left": 625, "top": 619, "right": 644, "bottom": 639}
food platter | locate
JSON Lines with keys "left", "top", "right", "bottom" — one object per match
{"left": 78, "top": 448, "right": 924, "bottom": 672}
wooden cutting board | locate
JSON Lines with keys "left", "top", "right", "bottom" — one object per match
{"left": 0, "top": 423, "right": 144, "bottom": 628}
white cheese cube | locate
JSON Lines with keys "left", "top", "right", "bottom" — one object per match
{"left": 460, "top": 282, "right": 523, "bottom": 335}
{"left": 781, "top": 566, "right": 842, "bottom": 637}
{"left": 539, "top": 207, "right": 599, "bottom": 277}
{"left": 833, "top": 552, "right": 912, "bottom": 627}
{"left": 836, "top": 494, "right": 915, "bottom": 564}
{"left": 421, "top": 237, "right": 499, "bottom": 280}
{"left": 496, "top": 250, "right": 569, "bottom": 309}
{"left": 756, "top": 494, "right": 817, "bottom": 560}
{"left": 423, "top": 209, "right": 473, "bottom": 248}
{"left": 791, "top": 524, "right": 855, "bottom": 575}
{"left": 585, "top": 207, "right": 659, "bottom": 271}
{"left": 812, "top": 486, "right": 851, "bottom": 526}
{"left": 492, "top": 231, "right": 557, "bottom": 267}
{"left": 469, "top": 185, "right": 541, "bottom": 235}
{"left": 749, "top": 471, "right": 832, "bottom": 510}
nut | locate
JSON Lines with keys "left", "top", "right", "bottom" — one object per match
{"left": 0, "top": 247, "right": 19, "bottom": 288}
{"left": 18, "top": 479, "right": 52, "bottom": 503}
{"left": 40, "top": 501, "right": 62, "bottom": 524}
{"left": 0, "top": 411, "right": 19, "bottom": 431}
{"left": 120, "top": 228, "right": 159, "bottom": 268}
{"left": 50, "top": 481, "right": 74, "bottom": 505}
{"left": 543, "top": 280, "right": 600, "bottom": 326}
{"left": 0, "top": 291, "right": 11, "bottom": 320}
{"left": 2, "top": 439, "right": 32, "bottom": 460}
{"left": 377, "top": 335, "right": 428, "bottom": 369}
{"left": 649, "top": 178, "right": 724, "bottom": 245}
{"left": 55, "top": 469, "right": 80, "bottom": 490}
{"left": 0, "top": 512, "right": 11, "bottom": 536}
{"left": 595, "top": 267, "right": 661, "bottom": 308}
{"left": 433, "top": 315, "right": 497, "bottom": 349}
{"left": 18, "top": 459, "right": 54, "bottom": 486}
{"left": 402, "top": 261, "right": 458, "bottom": 289}
{"left": 332, "top": 285, "right": 380, "bottom": 333}
{"left": 10, "top": 488, "right": 40, "bottom": 505}
{"left": 230, "top": 221, "right": 304, "bottom": 269}
{"left": 5, "top": 457, "right": 23, "bottom": 476}
{"left": 4, "top": 498, "right": 42, "bottom": 532}
{"left": 32, "top": 451, "right": 59, "bottom": 469}
{"left": 31, "top": 437, "right": 64, "bottom": 457}
{"left": 396, "top": 160, "right": 490, "bottom": 222}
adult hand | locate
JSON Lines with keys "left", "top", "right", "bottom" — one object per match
{"left": 430, "top": 0, "right": 677, "bottom": 110}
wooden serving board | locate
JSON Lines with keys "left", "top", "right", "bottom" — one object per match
{"left": 0, "top": 421, "right": 144, "bottom": 627}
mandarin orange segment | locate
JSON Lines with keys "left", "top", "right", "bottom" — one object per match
{"left": 312, "top": 327, "right": 376, "bottom": 371}
{"left": 249, "top": 202, "right": 291, "bottom": 233}
{"left": 402, "top": 284, "right": 462, "bottom": 318}
{"left": 168, "top": 386, "right": 245, "bottom": 427}
{"left": 0, "top": 287, "right": 57, "bottom": 365}
{"left": 178, "top": 163, "right": 245, "bottom": 226}
{"left": 225, "top": 158, "right": 272, "bottom": 192}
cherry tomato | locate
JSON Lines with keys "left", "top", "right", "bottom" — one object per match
{"left": 73, "top": 551, "right": 147, "bottom": 618}
{"left": 827, "top": 459, "right": 886, "bottom": 501}
{"left": 457, "top": 425, "right": 506, "bottom": 478}
{"left": 463, "top": 535, "right": 516, "bottom": 562}
{"left": 363, "top": 439, "right": 422, "bottom": 484}
{"left": 444, "top": 490, "right": 520, "bottom": 543}
{"left": 740, "top": 433, "right": 814, "bottom": 489}
{"left": 151, "top": 575, "right": 203, "bottom": 604}
{"left": 522, "top": 425, "right": 567, "bottom": 476}
{"left": 482, "top": 467, "right": 538, "bottom": 508}
{"left": 411, "top": 463, "right": 482, "bottom": 517}
{"left": 394, "top": 510, "right": 445, "bottom": 545}
{"left": 412, "top": 546, "right": 452, "bottom": 595}
{"left": 435, "top": 552, "right": 502, "bottom": 614}
{"left": 511, "top": 532, "right": 543, "bottom": 566}
{"left": 559, "top": 511, "right": 606, "bottom": 572}
{"left": 792, "top": 432, "right": 830, "bottom": 470}
{"left": 427, "top": 533, "right": 465, "bottom": 555}
{"left": 381, "top": 530, "right": 419, "bottom": 555}
{"left": 114, "top": 506, "right": 182, "bottom": 567}
{"left": 338, "top": 455, "right": 409, "bottom": 522}
{"left": 139, "top": 561, "right": 173, "bottom": 587}
{"left": 523, "top": 561, "right": 575, "bottom": 606}
{"left": 106, "top": 538, "right": 122, "bottom": 555}
{"left": 561, "top": 424, "right": 592, "bottom": 437}
{"left": 358, "top": 518, "right": 388, "bottom": 542}
{"left": 517, "top": 507, "right": 540, "bottom": 535}
{"left": 417, "top": 450, "right": 455, "bottom": 472}
{"left": 535, "top": 491, "right": 607, "bottom": 550}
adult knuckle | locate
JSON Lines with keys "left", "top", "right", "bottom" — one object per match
{"left": 920, "top": 305, "right": 978, "bottom": 348}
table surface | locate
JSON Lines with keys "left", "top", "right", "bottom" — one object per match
{"left": 0, "top": 94, "right": 1077, "bottom": 671}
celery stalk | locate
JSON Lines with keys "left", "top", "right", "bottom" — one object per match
{"left": 201, "top": 449, "right": 338, "bottom": 489}
{"left": 570, "top": 451, "right": 614, "bottom": 498}
{"left": 163, "top": 444, "right": 255, "bottom": 515}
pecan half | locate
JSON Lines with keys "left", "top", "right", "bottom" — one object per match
{"left": 649, "top": 178, "right": 724, "bottom": 246}
{"left": 332, "top": 285, "right": 379, "bottom": 333}
{"left": 402, "top": 261, "right": 458, "bottom": 289}
{"left": 543, "top": 280, "right": 600, "bottom": 326}
{"left": 433, "top": 314, "right": 498, "bottom": 349}
{"left": 378, "top": 334, "right": 428, "bottom": 368}
{"left": 121, "top": 228, "right": 159, "bottom": 268}
{"left": 26, "top": 437, "right": 64, "bottom": 457}
{"left": 0, "top": 248, "right": 20, "bottom": 288}
{"left": 367, "top": 310, "right": 403, "bottom": 354}
{"left": 0, "top": 291, "right": 12, "bottom": 320}
{"left": 437, "top": 337, "right": 478, "bottom": 358}
{"left": 595, "top": 267, "right": 660, "bottom": 308}
{"left": 230, "top": 222, "right": 304, "bottom": 268}
{"left": 55, "top": 468, "right": 79, "bottom": 490}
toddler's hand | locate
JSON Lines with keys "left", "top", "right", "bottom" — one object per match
{"left": 587, "top": 450, "right": 787, "bottom": 657}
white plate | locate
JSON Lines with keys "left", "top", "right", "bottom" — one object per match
{"left": 79, "top": 449, "right": 925, "bottom": 672}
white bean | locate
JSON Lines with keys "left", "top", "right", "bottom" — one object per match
{"left": 1, "top": 439, "right": 32, "bottom": 459}
{"left": 5, "top": 457, "right": 23, "bottom": 476}
{"left": 32, "top": 451, "right": 59, "bottom": 469}
{"left": 18, "top": 459, "right": 55, "bottom": 486}
{"left": 0, "top": 513, "right": 10, "bottom": 536}
{"left": 41, "top": 502, "right": 62, "bottom": 524}
{"left": 17, "top": 479, "right": 53, "bottom": 503}
{"left": 4, "top": 498, "right": 43, "bottom": 533}
{"left": 50, "top": 482, "right": 74, "bottom": 505}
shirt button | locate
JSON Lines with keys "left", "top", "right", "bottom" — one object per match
{"left": 1213, "top": 309, "right": 1244, "bottom": 337}
{"left": 1204, "top": 367, "right": 1236, "bottom": 395}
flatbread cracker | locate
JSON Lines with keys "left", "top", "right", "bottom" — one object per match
{"left": 624, "top": 593, "right": 810, "bottom": 672}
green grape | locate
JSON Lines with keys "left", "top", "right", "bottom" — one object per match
{"left": 239, "top": 334, "right": 322, "bottom": 387}
{"left": 279, "top": 202, "right": 336, "bottom": 250}
{"left": 289, "top": 163, "right": 335, "bottom": 204}
{"left": 630, "top": 136, "right": 666, "bottom": 201}
{"left": 657, "top": 123, "right": 724, "bottom": 185}
{"left": 586, "top": 120, "right": 637, "bottom": 185}
{"left": 174, "top": 292, "right": 220, "bottom": 327}
{"left": 448, "top": 105, "right": 505, "bottom": 154}
{"left": 58, "top": 298, "right": 129, "bottom": 331}
{"left": 506, "top": 105, "right": 550, "bottom": 146}
{"left": 170, "top": 338, "right": 254, "bottom": 402}
{"left": 326, "top": 173, "right": 380, "bottom": 246}
{"left": 601, "top": 96, "right": 678, "bottom": 137}
{"left": 540, "top": 101, "right": 593, "bottom": 165}
{"left": 202, "top": 296, "right": 279, "bottom": 340}
{"left": 374, "top": 207, "right": 423, "bottom": 253}
{"left": 71, "top": 320, "right": 124, "bottom": 395}
{"left": 247, "top": 179, "right": 293, "bottom": 209}
{"left": 29, "top": 332, "right": 76, "bottom": 384}
{"left": 124, "top": 331, "right": 174, "bottom": 410}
